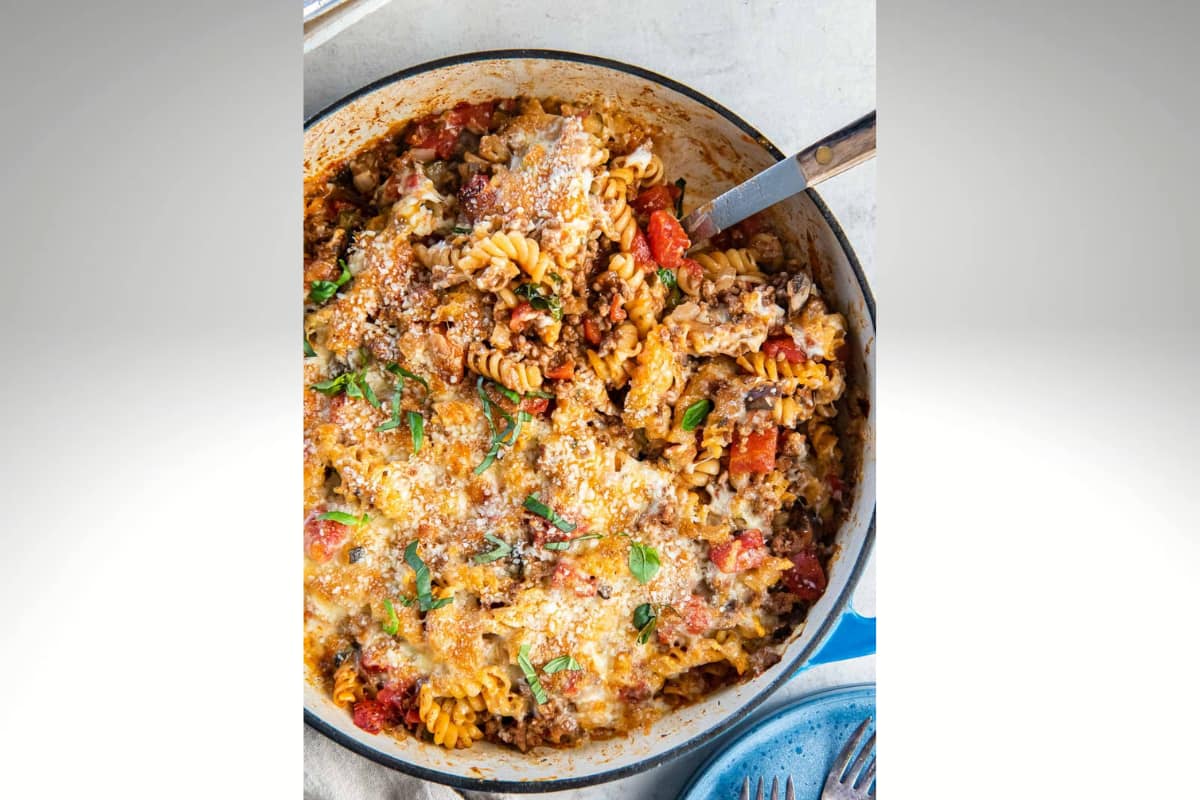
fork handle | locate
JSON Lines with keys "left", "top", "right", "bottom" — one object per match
{"left": 795, "top": 111, "right": 876, "bottom": 187}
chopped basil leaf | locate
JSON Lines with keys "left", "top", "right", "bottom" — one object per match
{"left": 304, "top": 337, "right": 317, "bottom": 358}
{"left": 633, "top": 603, "right": 658, "bottom": 644}
{"left": 403, "top": 541, "right": 453, "bottom": 612}
{"left": 317, "top": 510, "right": 369, "bottom": 528}
{"left": 386, "top": 363, "right": 429, "bottom": 392}
{"left": 656, "top": 267, "right": 678, "bottom": 291}
{"left": 377, "top": 384, "right": 404, "bottom": 432}
{"left": 474, "top": 379, "right": 530, "bottom": 474}
{"left": 680, "top": 399, "right": 714, "bottom": 432}
{"left": 395, "top": 595, "right": 415, "bottom": 607}
{"left": 523, "top": 493, "right": 577, "bottom": 533}
{"left": 525, "top": 389, "right": 554, "bottom": 399}
{"left": 513, "top": 282, "right": 564, "bottom": 321}
{"left": 674, "top": 178, "right": 687, "bottom": 218}
{"left": 360, "top": 376, "right": 380, "bottom": 409}
{"left": 407, "top": 411, "right": 424, "bottom": 453}
{"left": 313, "top": 369, "right": 380, "bottom": 409}
{"left": 518, "top": 644, "right": 548, "bottom": 704}
{"left": 628, "top": 542, "right": 661, "bottom": 585}
{"left": 543, "top": 532, "right": 603, "bottom": 551}
{"left": 381, "top": 598, "right": 399, "bottom": 635}
{"left": 451, "top": 225, "right": 472, "bottom": 234}
{"left": 492, "top": 381, "right": 521, "bottom": 404}
{"left": 542, "top": 655, "right": 583, "bottom": 674}
{"left": 548, "top": 271, "right": 563, "bottom": 284}
{"left": 311, "top": 373, "right": 351, "bottom": 395}
{"left": 308, "top": 259, "right": 353, "bottom": 304}
{"left": 472, "top": 533, "right": 512, "bottom": 564}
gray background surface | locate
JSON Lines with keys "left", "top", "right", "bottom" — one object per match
{"left": 304, "top": 1, "right": 876, "bottom": 798}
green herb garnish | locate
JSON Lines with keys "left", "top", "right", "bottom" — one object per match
{"left": 674, "top": 178, "right": 687, "bottom": 218}
{"left": 312, "top": 369, "right": 379, "bottom": 408}
{"left": 514, "top": 283, "right": 564, "bottom": 321}
{"left": 656, "top": 267, "right": 677, "bottom": 291}
{"left": 680, "top": 399, "right": 714, "bottom": 432}
{"left": 548, "top": 271, "right": 563, "bottom": 285}
{"left": 386, "top": 363, "right": 429, "bottom": 392}
{"left": 308, "top": 259, "right": 353, "bottom": 304}
{"left": 407, "top": 411, "right": 424, "bottom": 453}
{"left": 523, "top": 493, "right": 576, "bottom": 533}
{"left": 381, "top": 598, "right": 399, "bottom": 635}
{"left": 493, "top": 382, "right": 521, "bottom": 403}
{"left": 472, "top": 533, "right": 512, "bottom": 565}
{"left": 543, "top": 532, "right": 603, "bottom": 551}
{"left": 317, "top": 510, "right": 369, "bottom": 528}
{"left": 378, "top": 364, "right": 428, "bottom": 433}
{"left": 542, "top": 655, "right": 583, "bottom": 674}
{"left": 518, "top": 644, "right": 549, "bottom": 704}
{"left": 628, "top": 542, "right": 661, "bottom": 585}
{"left": 656, "top": 266, "right": 683, "bottom": 306}
{"left": 403, "top": 541, "right": 453, "bottom": 612}
{"left": 304, "top": 337, "right": 317, "bottom": 358}
{"left": 473, "top": 377, "right": 531, "bottom": 474}
{"left": 633, "top": 603, "right": 658, "bottom": 644}
{"left": 451, "top": 225, "right": 472, "bottom": 234}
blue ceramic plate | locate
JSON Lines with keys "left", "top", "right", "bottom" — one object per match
{"left": 677, "top": 684, "right": 876, "bottom": 800}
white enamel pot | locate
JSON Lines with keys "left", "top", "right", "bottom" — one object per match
{"left": 304, "top": 50, "right": 876, "bottom": 793}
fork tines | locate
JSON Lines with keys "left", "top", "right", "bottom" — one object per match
{"left": 740, "top": 775, "right": 795, "bottom": 800}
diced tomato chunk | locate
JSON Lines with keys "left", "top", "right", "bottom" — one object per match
{"left": 304, "top": 515, "right": 349, "bottom": 563}
{"left": 608, "top": 294, "right": 626, "bottom": 322}
{"left": 445, "top": 101, "right": 494, "bottom": 134}
{"left": 631, "top": 184, "right": 679, "bottom": 216}
{"left": 762, "top": 336, "right": 808, "bottom": 364}
{"left": 679, "top": 257, "right": 703, "bottom": 288}
{"left": 519, "top": 396, "right": 550, "bottom": 415}
{"left": 647, "top": 210, "right": 690, "bottom": 269}
{"left": 508, "top": 301, "right": 539, "bottom": 331}
{"left": 550, "top": 561, "right": 597, "bottom": 597}
{"left": 728, "top": 427, "right": 778, "bottom": 476}
{"left": 582, "top": 317, "right": 602, "bottom": 346}
{"left": 406, "top": 115, "right": 460, "bottom": 159}
{"left": 351, "top": 699, "right": 389, "bottom": 734}
{"left": 783, "top": 549, "right": 827, "bottom": 602}
{"left": 630, "top": 227, "right": 656, "bottom": 270}
{"left": 708, "top": 529, "right": 768, "bottom": 573}
{"left": 681, "top": 595, "right": 715, "bottom": 634}
{"left": 545, "top": 359, "right": 575, "bottom": 380}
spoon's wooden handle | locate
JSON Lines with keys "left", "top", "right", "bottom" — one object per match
{"left": 796, "top": 111, "right": 876, "bottom": 186}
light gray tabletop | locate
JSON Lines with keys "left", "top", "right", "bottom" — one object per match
{"left": 304, "top": 3, "right": 875, "bottom": 797}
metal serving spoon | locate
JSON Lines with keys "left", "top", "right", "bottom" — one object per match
{"left": 681, "top": 111, "right": 876, "bottom": 242}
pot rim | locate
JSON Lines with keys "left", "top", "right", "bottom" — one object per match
{"left": 303, "top": 47, "right": 876, "bottom": 793}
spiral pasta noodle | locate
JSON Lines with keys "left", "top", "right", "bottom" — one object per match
{"left": 626, "top": 284, "right": 660, "bottom": 337}
{"left": 606, "top": 252, "right": 643, "bottom": 291}
{"left": 808, "top": 419, "right": 841, "bottom": 467}
{"left": 418, "top": 682, "right": 484, "bottom": 749}
{"left": 693, "top": 248, "right": 764, "bottom": 285}
{"left": 331, "top": 659, "right": 362, "bottom": 707}
{"left": 457, "top": 231, "right": 550, "bottom": 283}
{"left": 466, "top": 343, "right": 544, "bottom": 393}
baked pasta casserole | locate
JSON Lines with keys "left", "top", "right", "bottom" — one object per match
{"left": 304, "top": 97, "right": 854, "bottom": 751}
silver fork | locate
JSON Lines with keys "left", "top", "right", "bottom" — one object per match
{"left": 821, "top": 716, "right": 876, "bottom": 799}
{"left": 739, "top": 775, "right": 795, "bottom": 800}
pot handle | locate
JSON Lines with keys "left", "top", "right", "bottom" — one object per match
{"left": 799, "top": 605, "right": 876, "bottom": 671}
